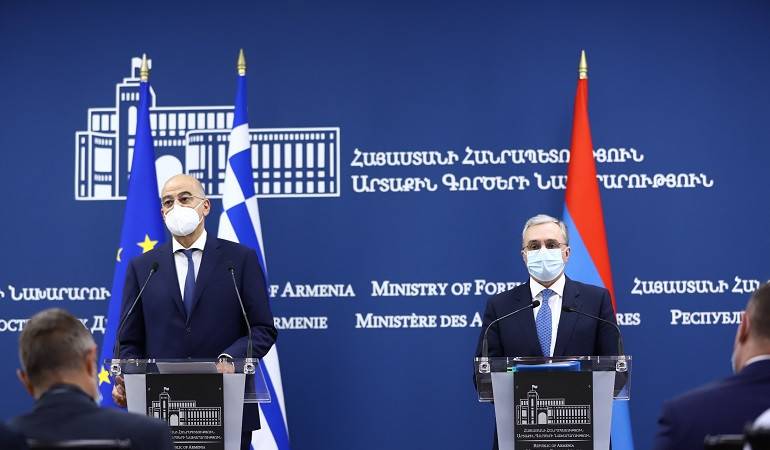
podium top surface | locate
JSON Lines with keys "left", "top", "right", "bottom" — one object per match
{"left": 105, "top": 358, "right": 271, "bottom": 403}
{"left": 474, "top": 355, "right": 632, "bottom": 402}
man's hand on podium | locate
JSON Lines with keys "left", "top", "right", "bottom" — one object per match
{"left": 111, "top": 375, "right": 127, "bottom": 407}
{"left": 216, "top": 356, "right": 235, "bottom": 374}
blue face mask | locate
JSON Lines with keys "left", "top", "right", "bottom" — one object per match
{"left": 526, "top": 248, "right": 565, "bottom": 283}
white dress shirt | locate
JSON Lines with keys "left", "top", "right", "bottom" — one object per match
{"left": 172, "top": 231, "right": 232, "bottom": 361}
{"left": 530, "top": 274, "right": 566, "bottom": 357}
{"left": 172, "top": 230, "right": 207, "bottom": 301}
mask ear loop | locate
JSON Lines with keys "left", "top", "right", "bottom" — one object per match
{"left": 193, "top": 199, "right": 206, "bottom": 226}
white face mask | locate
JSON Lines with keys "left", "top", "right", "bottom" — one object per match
{"left": 164, "top": 201, "right": 204, "bottom": 236}
{"left": 526, "top": 248, "right": 565, "bottom": 283}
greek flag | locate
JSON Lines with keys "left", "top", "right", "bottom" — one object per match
{"left": 217, "top": 50, "right": 290, "bottom": 450}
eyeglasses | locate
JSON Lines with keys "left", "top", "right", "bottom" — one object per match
{"left": 161, "top": 193, "right": 205, "bottom": 210}
{"left": 523, "top": 240, "right": 568, "bottom": 251}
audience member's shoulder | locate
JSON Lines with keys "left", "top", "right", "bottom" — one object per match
{"left": 100, "top": 408, "right": 169, "bottom": 433}
{"left": 0, "top": 422, "right": 28, "bottom": 450}
{"left": 664, "top": 378, "right": 727, "bottom": 412}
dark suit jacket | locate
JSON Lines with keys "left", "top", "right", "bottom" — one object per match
{"left": 119, "top": 235, "right": 278, "bottom": 431}
{"left": 0, "top": 422, "right": 27, "bottom": 450}
{"left": 652, "top": 358, "right": 770, "bottom": 450}
{"left": 8, "top": 384, "right": 173, "bottom": 450}
{"left": 476, "top": 277, "right": 620, "bottom": 359}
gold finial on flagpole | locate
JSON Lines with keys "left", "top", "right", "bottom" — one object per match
{"left": 237, "top": 49, "right": 246, "bottom": 76}
{"left": 578, "top": 49, "right": 588, "bottom": 79}
{"left": 140, "top": 54, "right": 149, "bottom": 82}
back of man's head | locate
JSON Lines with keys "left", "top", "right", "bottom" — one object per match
{"left": 748, "top": 282, "right": 770, "bottom": 343}
{"left": 18, "top": 308, "right": 96, "bottom": 393}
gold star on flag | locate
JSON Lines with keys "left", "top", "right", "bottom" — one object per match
{"left": 137, "top": 234, "right": 158, "bottom": 253}
{"left": 98, "top": 368, "right": 111, "bottom": 386}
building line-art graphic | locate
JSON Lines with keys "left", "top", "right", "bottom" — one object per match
{"left": 148, "top": 387, "right": 223, "bottom": 427}
{"left": 516, "top": 385, "right": 592, "bottom": 425}
{"left": 75, "top": 57, "right": 341, "bottom": 201}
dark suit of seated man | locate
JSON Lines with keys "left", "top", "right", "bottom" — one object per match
{"left": 652, "top": 282, "right": 770, "bottom": 450}
{"left": 8, "top": 308, "right": 173, "bottom": 450}
{"left": 0, "top": 423, "right": 27, "bottom": 450}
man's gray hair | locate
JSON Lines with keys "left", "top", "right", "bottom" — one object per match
{"left": 18, "top": 308, "right": 95, "bottom": 387}
{"left": 521, "top": 214, "right": 569, "bottom": 246}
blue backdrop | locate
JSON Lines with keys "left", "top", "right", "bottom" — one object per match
{"left": 2, "top": 1, "right": 770, "bottom": 449}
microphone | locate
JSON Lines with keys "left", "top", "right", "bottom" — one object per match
{"left": 481, "top": 300, "right": 540, "bottom": 358}
{"left": 227, "top": 263, "right": 254, "bottom": 361}
{"left": 113, "top": 262, "right": 158, "bottom": 359}
{"left": 561, "top": 305, "right": 624, "bottom": 355}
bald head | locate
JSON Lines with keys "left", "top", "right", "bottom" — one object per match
{"left": 160, "top": 173, "right": 211, "bottom": 243}
{"left": 162, "top": 174, "right": 206, "bottom": 198}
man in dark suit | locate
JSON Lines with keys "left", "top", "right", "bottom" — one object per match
{"left": 112, "top": 174, "right": 277, "bottom": 450}
{"left": 652, "top": 282, "right": 770, "bottom": 450}
{"left": 9, "top": 308, "right": 173, "bottom": 449}
{"left": 475, "top": 214, "right": 619, "bottom": 449}
{"left": 476, "top": 214, "right": 619, "bottom": 360}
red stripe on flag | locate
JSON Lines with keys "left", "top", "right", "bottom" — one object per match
{"left": 565, "top": 78, "right": 617, "bottom": 310}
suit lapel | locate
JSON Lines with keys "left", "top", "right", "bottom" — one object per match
{"left": 189, "top": 236, "right": 221, "bottom": 322}
{"left": 514, "top": 281, "right": 543, "bottom": 356}
{"left": 553, "top": 277, "right": 580, "bottom": 357}
{"left": 160, "top": 242, "right": 187, "bottom": 320}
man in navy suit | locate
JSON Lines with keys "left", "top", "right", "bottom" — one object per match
{"left": 652, "top": 282, "right": 770, "bottom": 450}
{"left": 9, "top": 308, "right": 173, "bottom": 450}
{"left": 112, "top": 174, "right": 277, "bottom": 450}
{"left": 476, "top": 213, "right": 619, "bottom": 360}
{"left": 475, "top": 214, "right": 619, "bottom": 449}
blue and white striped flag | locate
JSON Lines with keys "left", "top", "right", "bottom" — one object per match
{"left": 218, "top": 50, "right": 290, "bottom": 450}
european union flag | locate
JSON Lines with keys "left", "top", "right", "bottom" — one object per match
{"left": 97, "top": 57, "right": 166, "bottom": 407}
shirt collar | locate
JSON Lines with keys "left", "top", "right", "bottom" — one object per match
{"left": 529, "top": 273, "right": 566, "bottom": 299}
{"left": 744, "top": 354, "right": 770, "bottom": 368}
{"left": 172, "top": 229, "right": 207, "bottom": 253}
{"left": 39, "top": 383, "right": 93, "bottom": 403}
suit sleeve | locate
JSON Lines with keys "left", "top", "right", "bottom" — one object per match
{"left": 118, "top": 259, "right": 146, "bottom": 358}
{"left": 651, "top": 400, "right": 681, "bottom": 450}
{"left": 595, "top": 288, "right": 620, "bottom": 356}
{"left": 221, "top": 248, "right": 277, "bottom": 358}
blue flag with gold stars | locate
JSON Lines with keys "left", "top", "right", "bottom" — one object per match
{"left": 97, "top": 64, "right": 166, "bottom": 407}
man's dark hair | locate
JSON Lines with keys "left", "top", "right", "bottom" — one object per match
{"left": 748, "top": 282, "right": 770, "bottom": 341}
{"left": 19, "top": 308, "right": 95, "bottom": 386}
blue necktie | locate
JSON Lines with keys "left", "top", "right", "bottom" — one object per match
{"left": 180, "top": 249, "right": 196, "bottom": 318}
{"left": 536, "top": 289, "right": 554, "bottom": 357}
